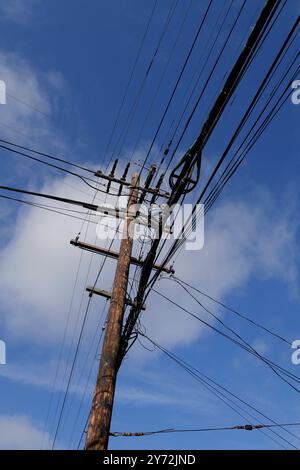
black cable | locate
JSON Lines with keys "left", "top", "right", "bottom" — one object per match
{"left": 156, "top": 19, "right": 300, "bottom": 265}
{"left": 146, "top": 2, "right": 278, "bottom": 285}
{"left": 128, "top": 0, "right": 193, "bottom": 166}
{"left": 162, "top": 0, "right": 236, "bottom": 174}
{"left": 138, "top": 0, "right": 214, "bottom": 175}
{"left": 197, "top": 15, "right": 300, "bottom": 206}
{"left": 0, "top": 137, "right": 95, "bottom": 174}
{"left": 167, "top": 277, "right": 291, "bottom": 345}
{"left": 0, "top": 184, "right": 106, "bottom": 212}
{"left": 111, "top": 422, "right": 300, "bottom": 437}
{"left": 204, "top": 61, "right": 300, "bottom": 214}
{"left": 137, "top": 333, "right": 298, "bottom": 448}
{"left": 152, "top": 288, "right": 300, "bottom": 393}
{"left": 0, "top": 144, "right": 127, "bottom": 196}
{"left": 144, "top": 1, "right": 270, "bottom": 274}
{"left": 0, "top": 194, "right": 103, "bottom": 226}
{"left": 67, "top": 302, "right": 108, "bottom": 448}
{"left": 111, "top": 0, "right": 180, "bottom": 163}
{"left": 124, "top": 2, "right": 281, "bottom": 326}
{"left": 51, "top": 296, "right": 93, "bottom": 449}
{"left": 104, "top": 0, "right": 159, "bottom": 169}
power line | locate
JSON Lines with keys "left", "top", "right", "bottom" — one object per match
{"left": 151, "top": 288, "right": 300, "bottom": 394}
{"left": 137, "top": 332, "right": 299, "bottom": 449}
{"left": 23, "top": 0, "right": 297, "bottom": 451}
{"left": 154, "top": 16, "right": 300, "bottom": 267}
{"left": 163, "top": 276, "right": 292, "bottom": 345}
{"left": 0, "top": 137, "right": 95, "bottom": 174}
{"left": 165, "top": 0, "right": 246, "bottom": 176}
{"left": 159, "top": 0, "right": 234, "bottom": 172}
{"left": 0, "top": 184, "right": 114, "bottom": 212}
{"left": 111, "top": 0, "right": 180, "bottom": 165}
{"left": 42, "top": 170, "right": 116, "bottom": 449}
{"left": 0, "top": 143, "right": 127, "bottom": 196}
{"left": 128, "top": 0, "right": 193, "bottom": 167}
{"left": 51, "top": 295, "right": 93, "bottom": 449}
{"left": 67, "top": 302, "right": 109, "bottom": 448}
{"left": 137, "top": 0, "right": 214, "bottom": 175}
{"left": 0, "top": 194, "right": 105, "bottom": 226}
{"left": 110, "top": 422, "right": 300, "bottom": 438}
{"left": 103, "top": 0, "right": 159, "bottom": 169}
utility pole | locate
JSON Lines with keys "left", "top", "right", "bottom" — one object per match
{"left": 68, "top": 162, "right": 173, "bottom": 450}
{"left": 85, "top": 173, "right": 139, "bottom": 451}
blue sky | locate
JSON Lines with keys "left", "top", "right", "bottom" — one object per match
{"left": 0, "top": 0, "right": 299, "bottom": 450}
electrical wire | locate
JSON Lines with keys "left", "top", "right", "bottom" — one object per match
{"left": 137, "top": 0, "right": 214, "bottom": 176}
{"left": 151, "top": 288, "right": 300, "bottom": 394}
{"left": 153, "top": 17, "right": 300, "bottom": 270}
{"left": 111, "top": 0, "right": 180, "bottom": 164}
{"left": 164, "top": 276, "right": 291, "bottom": 345}
{"left": 136, "top": 333, "right": 299, "bottom": 449}
{"left": 128, "top": 0, "right": 193, "bottom": 166}
{"left": 0, "top": 143, "right": 128, "bottom": 196}
{"left": 0, "top": 137, "right": 96, "bottom": 174}
{"left": 110, "top": 422, "right": 300, "bottom": 438}
{"left": 103, "top": 0, "right": 159, "bottom": 169}
{"left": 161, "top": 0, "right": 236, "bottom": 174}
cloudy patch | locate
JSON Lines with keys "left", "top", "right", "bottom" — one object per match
{"left": 0, "top": 414, "right": 49, "bottom": 450}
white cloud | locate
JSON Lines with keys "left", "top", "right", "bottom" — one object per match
{"left": 116, "top": 384, "right": 213, "bottom": 413}
{"left": 0, "top": 50, "right": 68, "bottom": 160}
{"left": 0, "top": 175, "right": 113, "bottom": 344}
{"left": 135, "top": 193, "right": 299, "bottom": 349}
{"left": 0, "top": 414, "right": 49, "bottom": 450}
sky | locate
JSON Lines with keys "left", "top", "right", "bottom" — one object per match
{"left": 0, "top": 0, "right": 299, "bottom": 451}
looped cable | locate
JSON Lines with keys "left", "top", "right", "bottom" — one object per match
{"left": 169, "top": 150, "right": 202, "bottom": 194}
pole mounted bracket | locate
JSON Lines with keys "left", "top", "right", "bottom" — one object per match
{"left": 86, "top": 287, "right": 146, "bottom": 310}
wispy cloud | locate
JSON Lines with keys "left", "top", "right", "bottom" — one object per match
{"left": 0, "top": 50, "right": 67, "bottom": 154}
{"left": 0, "top": 0, "right": 40, "bottom": 25}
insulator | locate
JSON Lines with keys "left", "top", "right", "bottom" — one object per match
{"left": 121, "top": 163, "right": 130, "bottom": 182}
{"left": 150, "top": 173, "right": 164, "bottom": 205}
{"left": 138, "top": 164, "right": 157, "bottom": 205}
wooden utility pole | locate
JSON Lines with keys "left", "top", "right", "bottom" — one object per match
{"left": 85, "top": 173, "right": 139, "bottom": 451}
